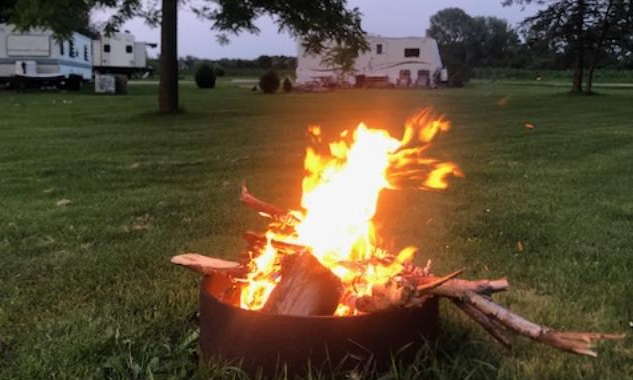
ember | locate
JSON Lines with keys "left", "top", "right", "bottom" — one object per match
{"left": 173, "top": 109, "right": 622, "bottom": 361}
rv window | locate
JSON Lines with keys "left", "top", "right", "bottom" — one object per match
{"left": 104, "top": 44, "right": 111, "bottom": 53}
{"left": 84, "top": 45, "right": 89, "bottom": 61}
{"left": 404, "top": 48, "right": 420, "bottom": 58}
{"left": 126, "top": 45, "right": 133, "bottom": 53}
{"left": 60, "top": 42, "right": 64, "bottom": 56}
{"left": 376, "top": 44, "right": 383, "bottom": 55}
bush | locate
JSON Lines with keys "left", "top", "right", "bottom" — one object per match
{"left": 447, "top": 62, "right": 471, "bottom": 87}
{"left": 214, "top": 66, "right": 226, "bottom": 77}
{"left": 282, "top": 77, "right": 293, "bottom": 93}
{"left": 259, "top": 70, "right": 280, "bottom": 94}
{"left": 195, "top": 63, "right": 216, "bottom": 89}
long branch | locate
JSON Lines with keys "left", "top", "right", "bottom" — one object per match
{"left": 240, "top": 184, "right": 301, "bottom": 225}
{"left": 455, "top": 290, "right": 624, "bottom": 357}
{"left": 452, "top": 300, "right": 512, "bottom": 348}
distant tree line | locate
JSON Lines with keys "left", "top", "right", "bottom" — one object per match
{"left": 428, "top": 2, "right": 633, "bottom": 94}
{"left": 176, "top": 55, "right": 297, "bottom": 72}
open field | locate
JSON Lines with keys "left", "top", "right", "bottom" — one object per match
{"left": 472, "top": 67, "right": 633, "bottom": 83}
{"left": 1, "top": 80, "right": 632, "bottom": 379}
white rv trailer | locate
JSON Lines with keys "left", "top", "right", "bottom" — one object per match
{"left": 92, "top": 31, "right": 155, "bottom": 75}
{"left": 0, "top": 23, "right": 93, "bottom": 81}
{"left": 296, "top": 36, "right": 443, "bottom": 87}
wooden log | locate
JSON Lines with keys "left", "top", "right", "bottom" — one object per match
{"left": 415, "top": 269, "right": 465, "bottom": 292}
{"left": 355, "top": 278, "right": 413, "bottom": 313}
{"left": 451, "top": 300, "right": 513, "bottom": 348}
{"left": 171, "top": 253, "right": 246, "bottom": 276}
{"left": 354, "top": 269, "right": 621, "bottom": 357}
{"left": 243, "top": 231, "right": 306, "bottom": 253}
{"left": 240, "top": 184, "right": 301, "bottom": 225}
{"left": 262, "top": 252, "right": 342, "bottom": 316}
{"left": 454, "top": 290, "right": 625, "bottom": 357}
{"left": 424, "top": 277, "right": 509, "bottom": 298}
{"left": 354, "top": 269, "right": 468, "bottom": 313}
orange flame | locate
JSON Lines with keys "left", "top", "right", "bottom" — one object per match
{"left": 239, "top": 108, "right": 461, "bottom": 315}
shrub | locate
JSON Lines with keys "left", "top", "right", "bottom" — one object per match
{"left": 259, "top": 70, "right": 280, "bottom": 94}
{"left": 214, "top": 66, "right": 226, "bottom": 77}
{"left": 194, "top": 63, "right": 216, "bottom": 89}
{"left": 447, "top": 62, "right": 471, "bottom": 87}
{"left": 282, "top": 77, "right": 293, "bottom": 93}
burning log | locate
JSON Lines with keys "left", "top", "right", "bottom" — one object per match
{"left": 171, "top": 253, "right": 246, "bottom": 276}
{"left": 354, "top": 269, "right": 465, "bottom": 313}
{"left": 262, "top": 252, "right": 343, "bottom": 316}
{"left": 240, "top": 184, "right": 301, "bottom": 225}
{"left": 243, "top": 231, "right": 306, "bottom": 253}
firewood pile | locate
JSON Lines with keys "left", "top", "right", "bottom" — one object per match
{"left": 172, "top": 186, "right": 623, "bottom": 358}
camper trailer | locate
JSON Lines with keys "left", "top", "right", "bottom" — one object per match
{"left": 0, "top": 24, "right": 154, "bottom": 89}
{"left": 0, "top": 23, "right": 92, "bottom": 86}
{"left": 92, "top": 31, "right": 155, "bottom": 75}
{"left": 296, "top": 36, "right": 443, "bottom": 88}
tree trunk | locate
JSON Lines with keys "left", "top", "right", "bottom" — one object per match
{"left": 585, "top": 0, "right": 613, "bottom": 95}
{"left": 571, "top": 0, "right": 585, "bottom": 94}
{"left": 159, "top": 0, "right": 179, "bottom": 113}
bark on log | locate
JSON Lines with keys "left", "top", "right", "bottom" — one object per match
{"left": 171, "top": 253, "right": 246, "bottom": 276}
{"left": 425, "top": 277, "right": 508, "bottom": 298}
{"left": 453, "top": 290, "right": 624, "bottom": 357}
{"left": 452, "top": 300, "right": 512, "bottom": 348}
{"left": 415, "top": 269, "right": 465, "bottom": 292}
{"left": 262, "top": 252, "right": 342, "bottom": 316}
{"left": 355, "top": 270, "right": 621, "bottom": 357}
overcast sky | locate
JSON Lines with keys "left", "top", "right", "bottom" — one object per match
{"left": 94, "top": 0, "right": 538, "bottom": 59}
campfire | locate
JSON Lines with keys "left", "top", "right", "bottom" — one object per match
{"left": 172, "top": 109, "right": 622, "bottom": 370}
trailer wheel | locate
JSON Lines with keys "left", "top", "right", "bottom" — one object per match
{"left": 11, "top": 77, "right": 26, "bottom": 91}
{"left": 65, "top": 74, "right": 83, "bottom": 91}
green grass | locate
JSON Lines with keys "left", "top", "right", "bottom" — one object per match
{"left": 1, "top": 79, "right": 632, "bottom": 379}
{"left": 472, "top": 67, "right": 633, "bottom": 83}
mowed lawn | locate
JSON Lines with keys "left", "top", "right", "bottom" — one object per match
{"left": 0, "top": 80, "right": 632, "bottom": 379}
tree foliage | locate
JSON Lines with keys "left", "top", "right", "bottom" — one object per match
{"left": 427, "top": 8, "right": 521, "bottom": 69}
{"left": 504, "top": 0, "right": 633, "bottom": 94}
{"left": 257, "top": 55, "right": 273, "bottom": 69}
{"left": 2, "top": 0, "right": 367, "bottom": 112}
{"left": 193, "top": 0, "right": 368, "bottom": 55}
{"left": 3, "top": 0, "right": 158, "bottom": 38}
{"left": 320, "top": 44, "right": 360, "bottom": 82}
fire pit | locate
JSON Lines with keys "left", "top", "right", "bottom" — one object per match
{"left": 199, "top": 273, "right": 438, "bottom": 375}
{"left": 173, "top": 109, "right": 621, "bottom": 376}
